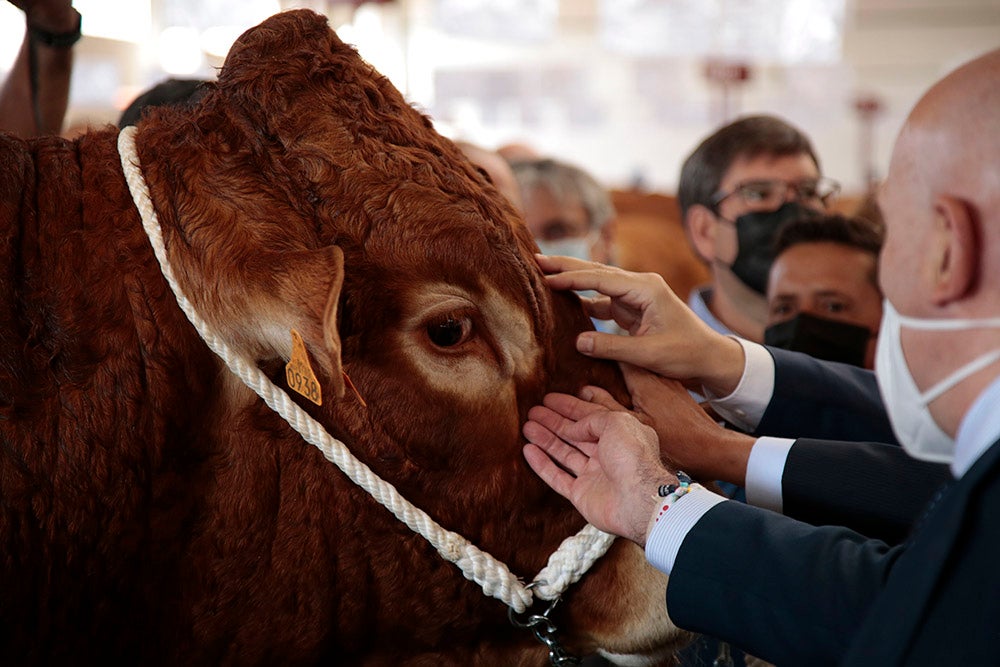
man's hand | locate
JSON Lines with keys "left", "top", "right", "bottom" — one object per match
{"left": 523, "top": 393, "right": 673, "bottom": 547}
{"left": 581, "top": 365, "right": 758, "bottom": 486}
{"left": 535, "top": 254, "right": 746, "bottom": 396}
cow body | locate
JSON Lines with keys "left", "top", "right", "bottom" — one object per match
{"left": 0, "top": 11, "right": 687, "bottom": 665}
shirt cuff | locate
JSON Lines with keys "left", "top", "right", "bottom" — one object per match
{"left": 645, "top": 487, "right": 727, "bottom": 575}
{"left": 703, "top": 338, "right": 775, "bottom": 432}
{"left": 744, "top": 437, "right": 795, "bottom": 513}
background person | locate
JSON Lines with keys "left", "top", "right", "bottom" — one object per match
{"left": 512, "top": 156, "right": 623, "bottom": 336}
{"left": 511, "top": 157, "right": 616, "bottom": 265}
{"left": 678, "top": 115, "right": 839, "bottom": 342}
{"left": 764, "top": 213, "right": 884, "bottom": 368}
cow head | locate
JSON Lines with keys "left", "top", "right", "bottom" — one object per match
{"left": 130, "top": 9, "right": 688, "bottom": 664}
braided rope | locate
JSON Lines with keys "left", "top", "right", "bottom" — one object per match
{"left": 116, "top": 126, "right": 615, "bottom": 613}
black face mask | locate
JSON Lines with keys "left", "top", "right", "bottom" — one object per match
{"left": 764, "top": 312, "right": 872, "bottom": 367}
{"left": 728, "top": 202, "right": 817, "bottom": 295}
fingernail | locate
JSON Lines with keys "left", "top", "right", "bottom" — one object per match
{"left": 577, "top": 333, "right": 594, "bottom": 354}
{"left": 579, "top": 387, "right": 594, "bottom": 401}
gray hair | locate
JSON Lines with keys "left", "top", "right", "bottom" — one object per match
{"left": 510, "top": 158, "right": 615, "bottom": 230}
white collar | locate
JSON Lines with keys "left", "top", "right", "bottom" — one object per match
{"left": 952, "top": 374, "right": 1000, "bottom": 477}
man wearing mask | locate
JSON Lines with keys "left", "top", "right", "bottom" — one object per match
{"left": 523, "top": 47, "right": 999, "bottom": 665}
{"left": 680, "top": 115, "right": 840, "bottom": 342}
{"left": 513, "top": 157, "right": 621, "bottom": 335}
{"left": 764, "top": 213, "right": 884, "bottom": 369}
{"left": 511, "top": 157, "right": 616, "bottom": 265}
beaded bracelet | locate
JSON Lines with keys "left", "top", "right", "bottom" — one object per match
{"left": 657, "top": 470, "right": 692, "bottom": 498}
{"left": 654, "top": 471, "right": 697, "bottom": 523}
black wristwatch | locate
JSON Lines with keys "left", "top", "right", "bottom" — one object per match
{"left": 29, "top": 8, "right": 83, "bottom": 48}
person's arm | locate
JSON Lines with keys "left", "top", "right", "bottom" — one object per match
{"left": 664, "top": 501, "right": 897, "bottom": 666}
{"left": 781, "top": 438, "right": 950, "bottom": 544}
{"left": 0, "top": 0, "right": 80, "bottom": 137}
{"left": 522, "top": 395, "right": 899, "bottom": 666}
{"left": 583, "top": 369, "right": 948, "bottom": 544}
{"left": 538, "top": 256, "right": 901, "bottom": 444}
{"left": 757, "top": 346, "right": 898, "bottom": 443}
{"left": 537, "top": 255, "right": 946, "bottom": 542}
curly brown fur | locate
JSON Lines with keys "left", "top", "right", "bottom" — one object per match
{"left": 0, "top": 10, "right": 689, "bottom": 665}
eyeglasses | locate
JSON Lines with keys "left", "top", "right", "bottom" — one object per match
{"left": 711, "top": 177, "right": 841, "bottom": 212}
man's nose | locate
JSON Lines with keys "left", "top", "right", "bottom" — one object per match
{"left": 782, "top": 183, "right": 801, "bottom": 203}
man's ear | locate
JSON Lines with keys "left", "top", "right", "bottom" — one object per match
{"left": 685, "top": 204, "right": 718, "bottom": 263}
{"left": 930, "top": 194, "right": 978, "bottom": 306}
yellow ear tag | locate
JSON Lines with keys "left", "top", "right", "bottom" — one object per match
{"left": 286, "top": 329, "right": 322, "bottom": 406}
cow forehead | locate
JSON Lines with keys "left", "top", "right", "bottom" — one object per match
{"left": 397, "top": 281, "right": 543, "bottom": 398}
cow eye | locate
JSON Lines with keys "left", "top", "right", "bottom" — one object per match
{"left": 427, "top": 315, "right": 473, "bottom": 348}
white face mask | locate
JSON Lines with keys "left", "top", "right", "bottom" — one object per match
{"left": 875, "top": 299, "right": 1000, "bottom": 463}
{"left": 535, "top": 236, "right": 593, "bottom": 261}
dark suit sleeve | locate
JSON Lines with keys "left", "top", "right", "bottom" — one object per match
{"left": 666, "top": 501, "right": 901, "bottom": 666}
{"left": 755, "top": 347, "right": 898, "bottom": 444}
{"left": 782, "top": 439, "right": 951, "bottom": 544}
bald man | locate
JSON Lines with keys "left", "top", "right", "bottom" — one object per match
{"left": 522, "top": 48, "right": 1000, "bottom": 665}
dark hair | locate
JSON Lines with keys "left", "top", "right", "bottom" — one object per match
{"left": 677, "top": 115, "right": 820, "bottom": 220}
{"left": 774, "top": 213, "right": 885, "bottom": 286}
{"left": 118, "top": 78, "right": 210, "bottom": 129}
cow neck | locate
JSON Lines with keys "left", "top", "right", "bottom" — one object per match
{"left": 116, "top": 126, "right": 615, "bottom": 614}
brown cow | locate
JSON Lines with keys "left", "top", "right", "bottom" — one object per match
{"left": 0, "top": 10, "right": 690, "bottom": 666}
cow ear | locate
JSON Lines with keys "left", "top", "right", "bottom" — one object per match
{"left": 259, "top": 245, "right": 346, "bottom": 400}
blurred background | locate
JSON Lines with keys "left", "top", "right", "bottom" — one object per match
{"left": 2, "top": 0, "right": 998, "bottom": 196}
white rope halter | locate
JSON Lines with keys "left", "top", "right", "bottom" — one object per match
{"left": 116, "top": 126, "right": 615, "bottom": 614}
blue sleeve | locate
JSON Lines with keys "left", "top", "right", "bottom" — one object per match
{"left": 782, "top": 439, "right": 951, "bottom": 544}
{"left": 756, "top": 347, "right": 897, "bottom": 444}
{"left": 666, "top": 500, "right": 900, "bottom": 666}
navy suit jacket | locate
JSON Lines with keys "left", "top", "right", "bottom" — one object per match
{"left": 756, "top": 347, "right": 896, "bottom": 443}
{"left": 756, "top": 348, "right": 950, "bottom": 544}
{"left": 666, "top": 438, "right": 1000, "bottom": 666}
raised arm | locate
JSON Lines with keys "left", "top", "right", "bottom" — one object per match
{"left": 536, "top": 254, "right": 746, "bottom": 396}
{"left": 0, "top": 0, "right": 80, "bottom": 136}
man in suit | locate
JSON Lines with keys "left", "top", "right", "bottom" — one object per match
{"left": 524, "top": 47, "right": 999, "bottom": 665}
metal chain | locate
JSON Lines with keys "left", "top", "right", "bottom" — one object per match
{"left": 508, "top": 583, "right": 581, "bottom": 665}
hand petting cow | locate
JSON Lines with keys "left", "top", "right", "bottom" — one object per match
{"left": 0, "top": 10, "right": 690, "bottom": 665}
